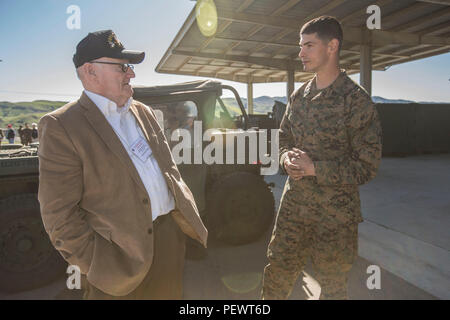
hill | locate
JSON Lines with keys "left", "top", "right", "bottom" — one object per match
{"left": 222, "top": 96, "right": 288, "bottom": 115}
{"left": 227, "top": 95, "right": 448, "bottom": 114}
{"left": 0, "top": 100, "right": 67, "bottom": 128}
{"left": 1, "top": 95, "right": 447, "bottom": 129}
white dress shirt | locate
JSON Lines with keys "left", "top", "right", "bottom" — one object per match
{"left": 84, "top": 90, "right": 175, "bottom": 221}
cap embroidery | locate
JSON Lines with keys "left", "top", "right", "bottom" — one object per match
{"left": 107, "top": 32, "right": 123, "bottom": 49}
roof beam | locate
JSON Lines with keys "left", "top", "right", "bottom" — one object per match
{"left": 381, "top": 2, "right": 429, "bottom": 27}
{"left": 246, "top": 29, "right": 294, "bottom": 55}
{"left": 215, "top": 35, "right": 298, "bottom": 48}
{"left": 269, "top": 44, "right": 294, "bottom": 58}
{"left": 230, "top": 68, "right": 266, "bottom": 79}
{"left": 223, "top": 24, "right": 262, "bottom": 54}
{"left": 339, "top": 59, "right": 387, "bottom": 71}
{"left": 390, "top": 7, "right": 450, "bottom": 32}
{"left": 214, "top": 67, "right": 226, "bottom": 78}
{"left": 237, "top": 0, "right": 256, "bottom": 11}
{"left": 387, "top": 44, "right": 431, "bottom": 56}
{"left": 173, "top": 48, "right": 384, "bottom": 72}
{"left": 342, "top": 49, "right": 408, "bottom": 58}
{"left": 181, "top": 69, "right": 286, "bottom": 83}
{"left": 417, "top": 21, "right": 450, "bottom": 35}
{"left": 372, "top": 45, "right": 450, "bottom": 68}
{"left": 304, "top": 0, "right": 346, "bottom": 21}
{"left": 344, "top": 43, "right": 447, "bottom": 64}
{"left": 370, "top": 29, "right": 450, "bottom": 46}
{"left": 415, "top": 0, "right": 450, "bottom": 5}
{"left": 186, "top": 61, "right": 270, "bottom": 72}
{"left": 222, "top": 0, "right": 302, "bottom": 54}
{"left": 273, "top": 0, "right": 303, "bottom": 15}
{"left": 218, "top": 9, "right": 300, "bottom": 30}
{"left": 215, "top": 35, "right": 410, "bottom": 58}
{"left": 217, "top": 9, "right": 450, "bottom": 46}
{"left": 173, "top": 49, "right": 299, "bottom": 70}
{"left": 158, "top": 67, "right": 363, "bottom": 84}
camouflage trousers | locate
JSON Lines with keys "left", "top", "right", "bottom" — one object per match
{"left": 262, "top": 190, "right": 358, "bottom": 300}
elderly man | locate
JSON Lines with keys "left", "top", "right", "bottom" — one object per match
{"left": 38, "top": 30, "right": 207, "bottom": 300}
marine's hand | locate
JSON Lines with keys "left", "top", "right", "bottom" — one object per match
{"left": 284, "top": 150, "right": 305, "bottom": 180}
{"left": 291, "top": 148, "right": 316, "bottom": 176}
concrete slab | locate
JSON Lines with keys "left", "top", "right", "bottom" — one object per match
{"left": 265, "top": 155, "right": 450, "bottom": 299}
{"left": 359, "top": 221, "right": 449, "bottom": 299}
{"left": 360, "top": 154, "right": 450, "bottom": 250}
{"left": 358, "top": 154, "right": 450, "bottom": 299}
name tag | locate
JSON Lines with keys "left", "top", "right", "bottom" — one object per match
{"left": 131, "top": 136, "right": 152, "bottom": 162}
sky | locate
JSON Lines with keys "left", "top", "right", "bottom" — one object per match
{"left": 1, "top": 0, "right": 449, "bottom": 103}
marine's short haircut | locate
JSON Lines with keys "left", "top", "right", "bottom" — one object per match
{"left": 300, "top": 16, "right": 343, "bottom": 52}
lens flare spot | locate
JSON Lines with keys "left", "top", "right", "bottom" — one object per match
{"left": 221, "top": 272, "right": 262, "bottom": 294}
{"left": 195, "top": 0, "right": 218, "bottom": 37}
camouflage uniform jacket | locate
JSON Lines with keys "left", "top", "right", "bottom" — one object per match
{"left": 279, "top": 70, "right": 382, "bottom": 223}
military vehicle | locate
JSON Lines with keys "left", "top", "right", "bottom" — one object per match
{"left": 0, "top": 80, "right": 276, "bottom": 293}
{"left": 133, "top": 80, "right": 275, "bottom": 245}
{"left": 0, "top": 143, "right": 66, "bottom": 293}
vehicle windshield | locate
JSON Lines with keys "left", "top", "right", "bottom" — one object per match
{"left": 150, "top": 100, "right": 198, "bottom": 144}
{"left": 213, "top": 88, "right": 246, "bottom": 129}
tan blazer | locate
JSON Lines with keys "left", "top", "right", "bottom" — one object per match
{"left": 38, "top": 93, "right": 207, "bottom": 296}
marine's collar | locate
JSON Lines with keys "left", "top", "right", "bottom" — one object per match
{"left": 303, "top": 69, "right": 347, "bottom": 98}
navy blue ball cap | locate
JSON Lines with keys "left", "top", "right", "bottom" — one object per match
{"left": 73, "top": 30, "right": 145, "bottom": 68}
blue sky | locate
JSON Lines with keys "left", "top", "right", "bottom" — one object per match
{"left": 1, "top": 0, "right": 449, "bottom": 102}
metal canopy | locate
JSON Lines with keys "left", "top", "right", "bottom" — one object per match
{"left": 156, "top": 0, "right": 450, "bottom": 87}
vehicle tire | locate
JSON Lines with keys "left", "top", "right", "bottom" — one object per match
{"left": 0, "top": 193, "right": 67, "bottom": 293}
{"left": 206, "top": 172, "right": 275, "bottom": 245}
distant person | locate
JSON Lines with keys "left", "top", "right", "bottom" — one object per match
{"left": 31, "top": 123, "right": 38, "bottom": 142}
{"left": 37, "top": 29, "right": 207, "bottom": 300}
{"left": 262, "top": 16, "right": 382, "bottom": 300}
{"left": 18, "top": 125, "right": 24, "bottom": 145}
{"left": 175, "top": 103, "right": 197, "bottom": 130}
{"left": 165, "top": 115, "right": 181, "bottom": 146}
{"left": 272, "top": 100, "right": 287, "bottom": 128}
{"left": 6, "top": 124, "right": 15, "bottom": 144}
{"left": 0, "top": 128, "right": 3, "bottom": 149}
{"left": 22, "top": 123, "right": 33, "bottom": 146}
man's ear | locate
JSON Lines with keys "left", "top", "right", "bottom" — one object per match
{"left": 328, "top": 39, "right": 340, "bottom": 55}
{"left": 86, "top": 64, "right": 96, "bottom": 76}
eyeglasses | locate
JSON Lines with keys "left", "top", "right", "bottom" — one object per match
{"left": 89, "top": 61, "right": 134, "bottom": 73}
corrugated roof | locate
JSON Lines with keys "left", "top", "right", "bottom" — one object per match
{"left": 156, "top": 0, "right": 450, "bottom": 83}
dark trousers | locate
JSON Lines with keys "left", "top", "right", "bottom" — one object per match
{"left": 83, "top": 213, "right": 186, "bottom": 300}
